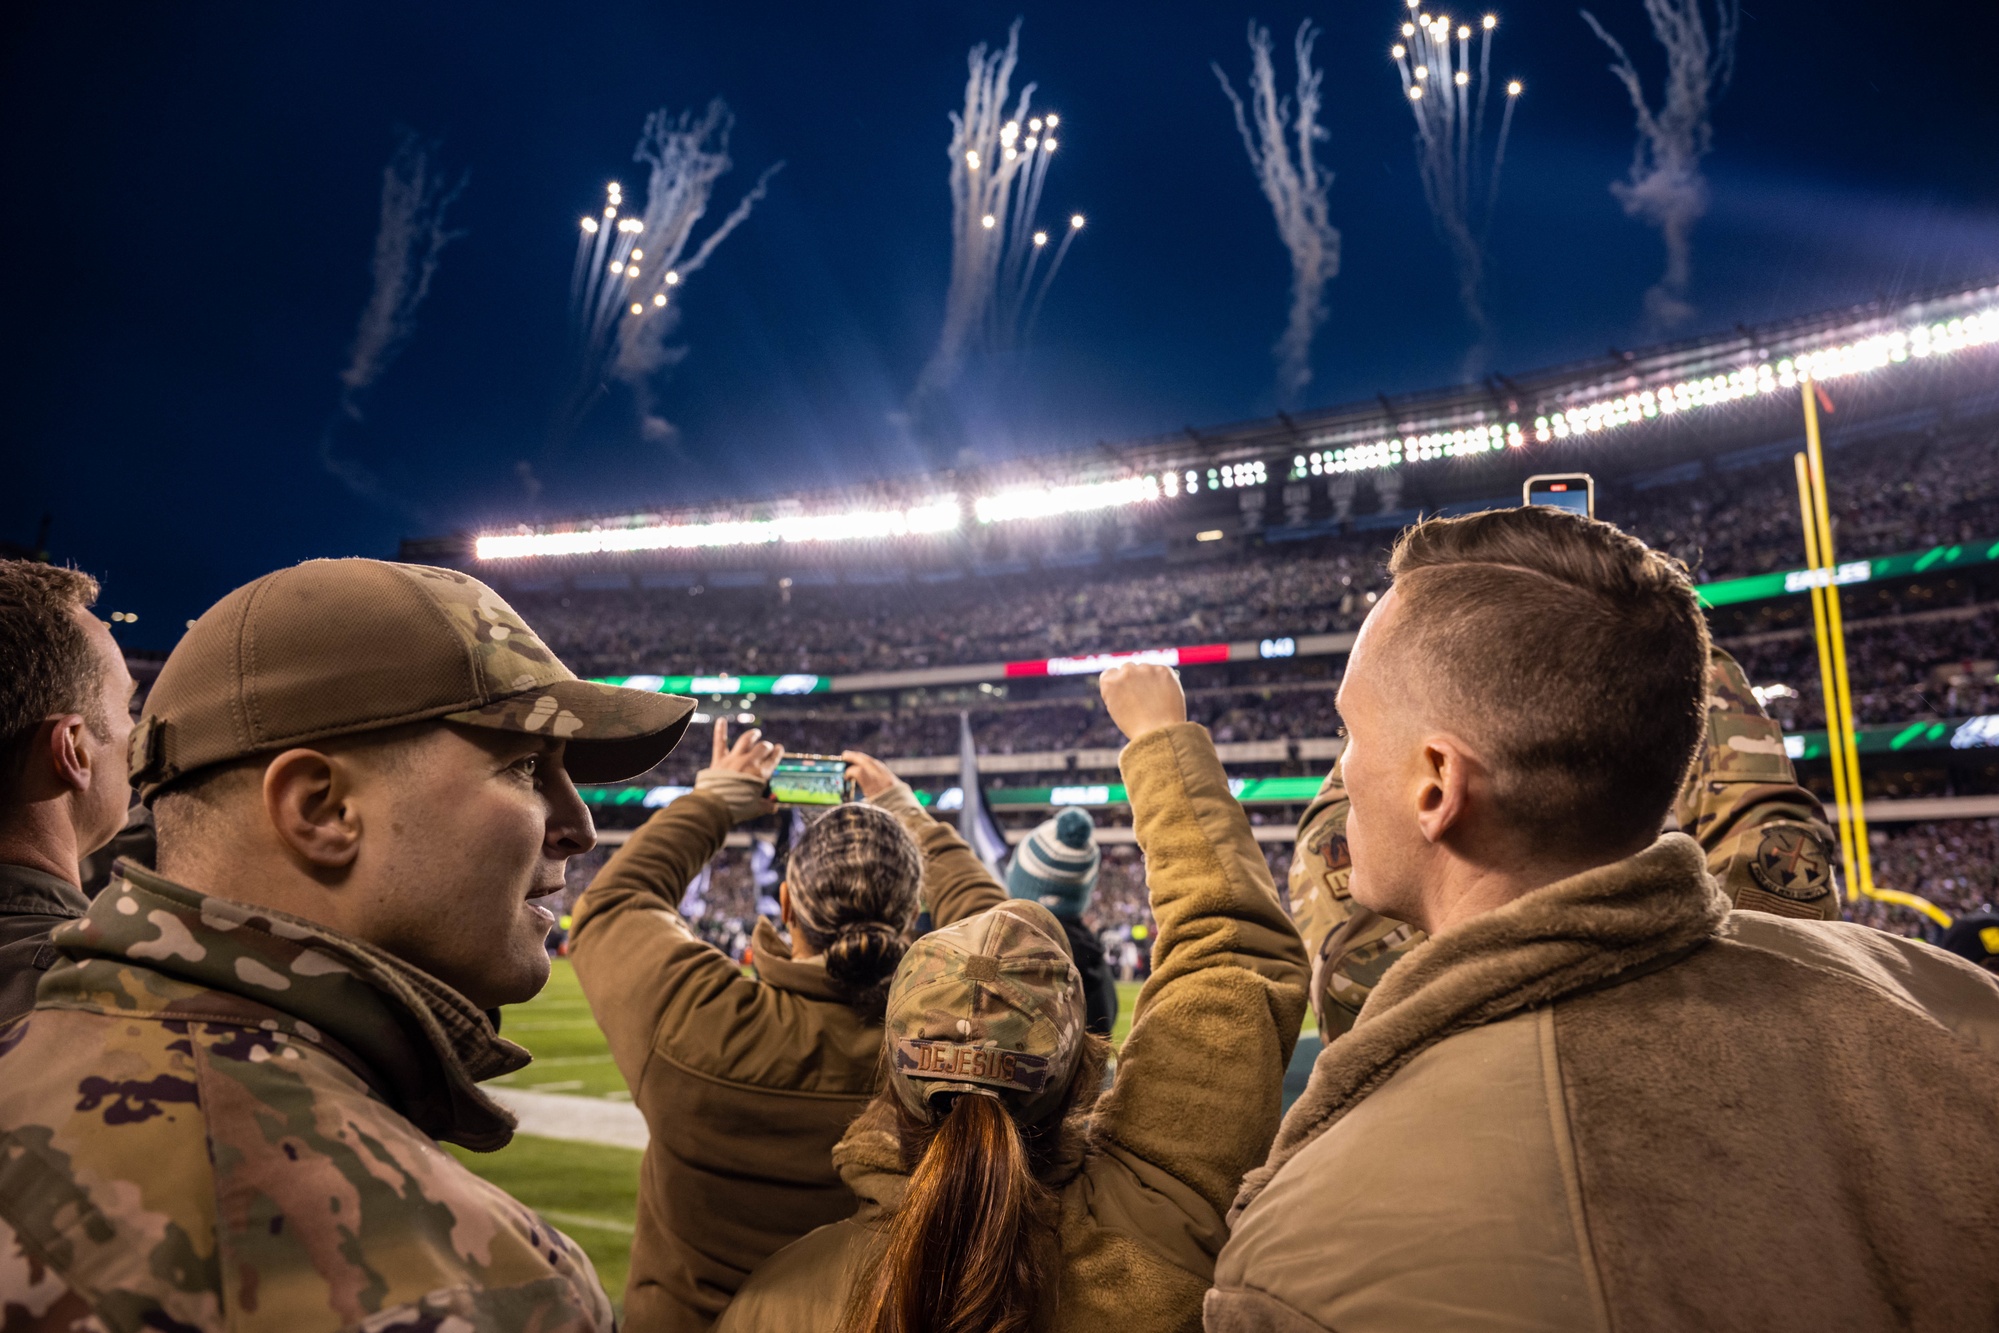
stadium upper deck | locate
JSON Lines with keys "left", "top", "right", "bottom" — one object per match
{"left": 405, "top": 278, "right": 1999, "bottom": 582}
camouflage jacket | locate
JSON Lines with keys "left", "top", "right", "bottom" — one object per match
{"left": 0, "top": 863, "right": 613, "bottom": 1333}
{"left": 1290, "top": 646, "right": 1841, "bottom": 1036}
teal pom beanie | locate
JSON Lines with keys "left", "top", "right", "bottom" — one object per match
{"left": 1006, "top": 808, "right": 1101, "bottom": 920}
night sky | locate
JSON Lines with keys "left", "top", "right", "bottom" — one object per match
{"left": 6, "top": 1, "right": 1997, "bottom": 646}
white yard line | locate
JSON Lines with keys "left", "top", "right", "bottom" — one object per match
{"left": 491, "top": 1087, "right": 649, "bottom": 1151}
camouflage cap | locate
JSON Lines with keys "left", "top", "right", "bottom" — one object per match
{"left": 130, "top": 559, "right": 694, "bottom": 801}
{"left": 884, "top": 898, "right": 1086, "bottom": 1126}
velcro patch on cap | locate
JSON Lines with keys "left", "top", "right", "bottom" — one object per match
{"left": 894, "top": 1039, "right": 1051, "bottom": 1096}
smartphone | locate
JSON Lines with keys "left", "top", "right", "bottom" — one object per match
{"left": 769, "top": 755, "right": 859, "bottom": 806}
{"left": 1523, "top": 473, "right": 1595, "bottom": 518}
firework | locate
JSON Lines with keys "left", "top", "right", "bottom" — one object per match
{"left": 1215, "top": 20, "right": 1342, "bottom": 402}
{"left": 1581, "top": 0, "right": 1740, "bottom": 328}
{"left": 322, "top": 132, "right": 463, "bottom": 507}
{"left": 1391, "top": 3, "right": 1522, "bottom": 335}
{"left": 914, "top": 21, "right": 1084, "bottom": 405}
{"left": 567, "top": 101, "right": 781, "bottom": 441}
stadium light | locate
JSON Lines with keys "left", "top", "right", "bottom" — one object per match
{"left": 974, "top": 475, "right": 1161, "bottom": 524}
{"left": 1532, "top": 308, "right": 1999, "bottom": 446}
{"left": 475, "top": 498, "right": 962, "bottom": 560}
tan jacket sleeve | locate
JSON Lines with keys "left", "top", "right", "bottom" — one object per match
{"left": 568, "top": 791, "right": 753, "bottom": 1094}
{"left": 1092, "top": 722, "right": 1311, "bottom": 1218}
{"left": 870, "top": 783, "right": 1009, "bottom": 928}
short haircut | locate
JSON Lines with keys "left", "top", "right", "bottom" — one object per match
{"left": 0, "top": 560, "right": 105, "bottom": 801}
{"left": 1383, "top": 506, "right": 1710, "bottom": 855}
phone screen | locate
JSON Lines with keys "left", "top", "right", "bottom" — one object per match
{"left": 770, "top": 756, "right": 852, "bottom": 806}
{"left": 1523, "top": 474, "right": 1595, "bottom": 518}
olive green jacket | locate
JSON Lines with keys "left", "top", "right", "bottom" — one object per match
{"left": 0, "top": 863, "right": 612, "bottom": 1332}
{"left": 0, "top": 861, "right": 89, "bottom": 1029}
{"left": 716, "top": 723, "right": 1312, "bottom": 1333}
{"left": 568, "top": 787, "right": 1007, "bottom": 1333}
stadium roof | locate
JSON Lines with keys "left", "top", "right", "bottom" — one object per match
{"left": 406, "top": 276, "right": 1999, "bottom": 565}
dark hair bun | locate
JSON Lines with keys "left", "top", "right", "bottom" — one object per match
{"left": 824, "top": 921, "right": 908, "bottom": 1020}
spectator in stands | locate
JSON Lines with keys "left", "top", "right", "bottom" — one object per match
{"left": 1006, "top": 808, "right": 1118, "bottom": 1035}
{"left": 0, "top": 558, "right": 692, "bottom": 1329}
{"left": 717, "top": 662, "right": 1309, "bottom": 1333}
{"left": 1209, "top": 507, "right": 1999, "bottom": 1331}
{"left": 0, "top": 561, "right": 134, "bottom": 1026}
{"left": 569, "top": 727, "right": 1011, "bottom": 1332}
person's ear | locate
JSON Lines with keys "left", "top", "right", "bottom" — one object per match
{"left": 262, "top": 748, "right": 361, "bottom": 871}
{"left": 1414, "top": 736, "right": 1473, "bottom": 845}
{"left": 44, "top": 715, "right": 93, "bottom": 794}
{"left": 778, "top": 880, "right": 793, "bottom": 929}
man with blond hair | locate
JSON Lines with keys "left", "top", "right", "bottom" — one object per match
{"left": 1209, "top": 507, "right": 1999, "bottom": 1332}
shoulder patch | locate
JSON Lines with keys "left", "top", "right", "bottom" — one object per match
{"left": 1748, "top": 824, "right": 1833, "bottom": 902}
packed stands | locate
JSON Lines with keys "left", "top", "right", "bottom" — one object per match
{"left": 417, "top": 283, "right": 1999, "bottom": 954}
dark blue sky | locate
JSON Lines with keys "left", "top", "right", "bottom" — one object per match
{"left": 6, "top": 1, "right": 1998, "bottom": 645}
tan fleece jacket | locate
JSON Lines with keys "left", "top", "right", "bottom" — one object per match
{"left": 569, "top": 788, "right": 1006, "bottom": 1333}
{"left": 715, "top": 722, "right": 1311, "bottom": 1333}
{"left": 1208, "top": 834, "right": 1999, "bottom": 1333}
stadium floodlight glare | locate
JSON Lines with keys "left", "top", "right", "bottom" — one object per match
{"left": 1532, "top": 307, "right": 1999, "bottom": 445}
{"left": 973, "top": 475, "right": 1161, "bottom": 524}
{"left": 475, "top": 497, "right": 961, "bottom": 560}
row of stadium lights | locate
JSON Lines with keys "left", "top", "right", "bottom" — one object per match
{"left": 475, "top": 307, "right": 1999, "bottom": 560}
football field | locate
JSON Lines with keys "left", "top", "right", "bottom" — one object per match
{"left": 452, "top": 960, "right": 1318, "bottom": 1304}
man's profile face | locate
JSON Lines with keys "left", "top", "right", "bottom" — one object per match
{"left": 1335, "top": 590, "right": 1429, "bottom": 925}
{"left": 355, "top": 724, "right": 595, "bottom": 1009}
{"left": 76, "top": 608, "right": 136, "bottom": 854}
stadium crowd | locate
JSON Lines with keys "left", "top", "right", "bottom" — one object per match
{"left": 3, "top": 498, "right": 1997, "bottom": 1332}
{"left": 507, "top": 415, "right": 1999, "bottom": 681}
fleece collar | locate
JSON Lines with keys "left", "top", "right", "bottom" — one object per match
{"left": 830, "top": 1092, "right": 1095, "bottom": 1223}
{"left": 42, "top": 861, "right": 530, "bottom": 1150}
{"left": 1232, "top": 832, "right": 1729, "bottom": 1222}
{"left": 750, "top": 917, "right": 846, "bottom": 1002}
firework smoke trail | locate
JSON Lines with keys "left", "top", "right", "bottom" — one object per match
{"left": 1581, "top": 0, "right": 1739, "bottom": 328}
{"left": 1391, "top": 4, "right": 1522, "bottom": 336}
{"left": 1215, "top": 21, "right": 1342, "bottom": 403}
{"left": 913, "top": 21, "right": 1084, "bottom": 407}
{"left": 321, "top": 132, "right": 464, "bottom": 505}
{"left": 565, "top": 101, "right": 782, "bottom": 442}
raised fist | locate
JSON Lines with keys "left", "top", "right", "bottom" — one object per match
{"left": 1099, "top": 662, "right": 1188, "bottom": 742}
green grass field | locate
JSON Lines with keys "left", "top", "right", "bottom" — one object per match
{"left": 452, "top": 962, "right": 1316, "bottom": 1305}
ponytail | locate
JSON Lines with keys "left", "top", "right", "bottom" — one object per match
{"left": 838, "top": 1093, "right": 1055, "bottom": 1333}
{"left": 822, "top": 922, "right": 907, "bottom": 1021}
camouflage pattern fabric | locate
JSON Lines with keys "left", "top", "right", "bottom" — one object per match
{"left": 1675, "top": 647, "right": 1841, "bottom": 921}
{"left": 1289, "top": 646, "right": 1840, "bottom": 1035}
{"left": 0, "top": 862, "right": 613, "bottom": 1332}
{"left": 883, "top": 898, "right": 1085, "bottom": 1126}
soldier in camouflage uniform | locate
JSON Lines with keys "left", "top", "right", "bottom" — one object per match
{"left": 0, "top": 558, "right": 695, "bottom": 1332}
{"left": 1291, "top": 645, "right": 1840, "bottom": 1035}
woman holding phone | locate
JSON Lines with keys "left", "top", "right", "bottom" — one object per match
{"left": 569, "top": 722, "right": 1007, "bottom": 1333}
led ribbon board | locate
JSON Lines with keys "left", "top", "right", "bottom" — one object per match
{"left": 1697, "top": 538, "right": 1999, "bottom": 609}
{"left": 1004, "top": 642, "right": 1231, "bottom": 678}
{"left": 597, "top": 674, "right": 829, "bottom": 696}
